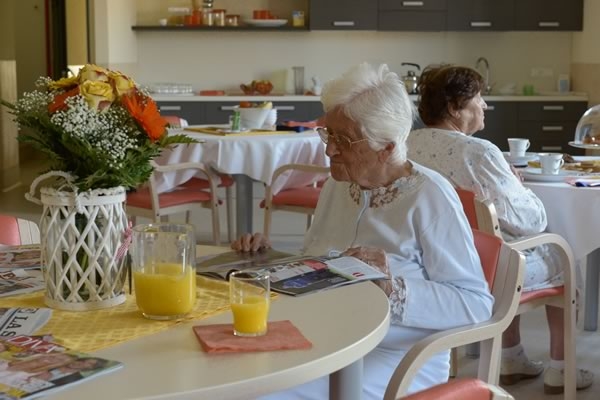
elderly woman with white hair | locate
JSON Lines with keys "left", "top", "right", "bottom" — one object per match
{"left": 232, "top": 62, "right": 494, "bottom": 398}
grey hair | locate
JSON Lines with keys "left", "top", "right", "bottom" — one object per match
{"left": 320, "top": 63, "right": 415, "bottom": 163}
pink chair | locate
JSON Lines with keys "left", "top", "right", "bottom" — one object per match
{"left": 455, "top": 188, "right": 577, "bottom": 397}
{"left": 0, "top": 215, "right": 40, "bottom": 245}
{"left": 384, "top": 229, "right": 526, "bottom": 399}
{"left": 401, "top": 378, "right": 514, "bottom": 400}
{"left": 260, "top": 164, "right": 329, "bottom": 239}
{"left": 126, "top": 161, "right": 225, "bottom": 245}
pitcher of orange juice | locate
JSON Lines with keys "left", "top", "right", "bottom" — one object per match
{"left": 130, "top": 223, "right": 196, "bottom": 320}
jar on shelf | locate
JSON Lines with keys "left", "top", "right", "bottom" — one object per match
{"left": 202, "top": 9, "right": 214, "bottom": 26}
{"left": 225, "top": 14, "right": 240, "bottom": 27}
{"left": 167, "top": 7, "right": 190, "bottom": 26}
{"left": 213, "top": 9, "right": 226, "bottom": 27}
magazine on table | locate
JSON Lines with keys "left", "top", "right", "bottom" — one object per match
{"left": 0, "top": 271, "right": 45, "bottom": 298}
{"left": 197, "top": 250, "right": 387, "bottom": 296}
{"left": 0, "top": 334, "right": 123, "bottom": 399}
{"left": 0, "top": 246, "right": 41, "bottom": 270}
{"left": 0, "top": 308, "right": 52, "bottom": 338}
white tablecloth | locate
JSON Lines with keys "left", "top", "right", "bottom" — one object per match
{"left": 523, "top": 181, "right": 600, "bottom": 261}
{"left": 154, "top": 130, "right": 329, "bottom": 194}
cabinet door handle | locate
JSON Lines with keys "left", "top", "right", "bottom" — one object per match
{"left": 275, "top": 106, "right": 295, "bottom": 111}
{"left": 220, "top": 106, "right": 237, "bottom": 111}
{"left": 402, "top": 1, "right": 424, "bottom": 6}
{"left": 333, "top": 21, "right": 355, "bottom": 27}
{"left": 159, "top": 105, "right": 182, "bottom": 111}
{"left": 542, "top": 126, "right": 564, "bottom": 132}
{"left": 470, "top": 22, "right": 492, "bottom": 28}
{"left": 542, "top": 105, "right": 564, "bottom": 111}
{"left": 541, "top": 146, "right": 562, "bottom": 151}
{"left": 485, "top": 106, "right": 495, "bottom": 111}
{"left": 538, "top": 21, "right": 560, "bottom": 28}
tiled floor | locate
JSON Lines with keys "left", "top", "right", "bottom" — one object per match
{"left": 2, "top": 159, "right": 600, "bottom": 399}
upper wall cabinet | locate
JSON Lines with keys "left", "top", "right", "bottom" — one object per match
{"left": 309, "top": 0, "right": 377, "bottom": 30}
{"left": 447, "top": 0, "right": 514, "bottom": 31}
{"left": 515, "top": 0, "right": 583, "bottom": 31}
{"left": 378, "top": 0, "right": 447, "bottom": 31}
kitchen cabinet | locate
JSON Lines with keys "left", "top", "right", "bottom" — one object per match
{"left": 474, "top": 102, "right": 517, "bottom": 148}
{"left": 309, "top": 0, "right": 377, "bottom": 30}
{"left": 378, "top": 0, "right": 447, "bottom": 31}
{"left": 156, "top": 102, "right": 205, "bottom": 124}
{"left": 517, "top": 101, "right": 588, "bottom": 154}
{"left": 515, "top": 0, "right": 583, "bottom": 31}
{"left": 447, "top": 0, "right": 514, "bottom": 31}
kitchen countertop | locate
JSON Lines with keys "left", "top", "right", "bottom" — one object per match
{"left": 152, "top": 93, "right": 589, "bottom": 102}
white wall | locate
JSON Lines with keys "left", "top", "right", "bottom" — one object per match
{"left": 133, "top": 30, "right": 573, "bottom": 95}
{"left": 573, "top": 0, "right": 599, "bottom": 63}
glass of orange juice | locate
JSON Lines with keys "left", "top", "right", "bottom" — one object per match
{"left": 130, "top": 223, "right": 196, "bottom": 320}
{"left": 229, "top": 270, "right": 270, "bottom": 336}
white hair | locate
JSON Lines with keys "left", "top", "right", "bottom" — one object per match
{"left": 320, "top": 63, "right": 415, "bottom": 163}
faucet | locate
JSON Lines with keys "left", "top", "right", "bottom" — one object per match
{"left": 475, "top": 57, "right": 492, "bottom": 95}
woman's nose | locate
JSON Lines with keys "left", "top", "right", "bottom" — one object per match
{"left": 325, "top": 141, "right": 339, "bottom": 157}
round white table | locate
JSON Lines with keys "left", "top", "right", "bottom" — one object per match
{"left": 48, "top": 246, "right": 390, "bottom": 400}
{"left": 155, "top": 129, "right": 329, "bottom": 237}
{"left": 524, "top": 175, "right": 600, "bottom": 331}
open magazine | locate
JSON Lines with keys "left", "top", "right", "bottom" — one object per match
{"left": 0, "top": 335, "right": 122, "bottom": 399}
{"left": 0, "top": 271, "right": 45, "bottom": 298}
{"left": 0, "top": 247, "right": 41, "bottom": 270}
{"left": 197, "top": 250, "right": 387, "bottom": 296}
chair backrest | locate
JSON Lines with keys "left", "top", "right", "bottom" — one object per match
{"left": 0, "top": 215, "right": 40, "bottom": 245}
{"left": 455, "top": 188, "right": 502, "bottom": 239}
{"left": 400, "top": 378, "right": 514, "bottom": 400}
{"left": 383, "top": 228, "right": 525, "bottom": 399}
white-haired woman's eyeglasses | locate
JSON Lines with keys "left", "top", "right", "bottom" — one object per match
{"left": 316, "top": 127, "right": 368, "bottom": 151}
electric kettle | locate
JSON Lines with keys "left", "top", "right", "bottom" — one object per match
{"left": 401, "top": 62, "right": 421, "bottom": 94}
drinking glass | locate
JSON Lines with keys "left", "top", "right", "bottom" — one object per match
{"left": 229, "top": 270, "right": 270, "bottom": 336}
{"left": 130, "top": 223, "right": 196, "bottom": 320}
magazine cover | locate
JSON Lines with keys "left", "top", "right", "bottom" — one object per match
{"left": 0, "top": 335, "right": 122, "bottom": 399}
{"left": 0, "top": 247, "right": 41, "bottom": 270}
{"left": 0, "top": 271, "right": 45, "bottom": 298}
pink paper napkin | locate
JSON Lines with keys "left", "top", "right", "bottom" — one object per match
{"left": 193, "top": 320, "right": 313, "bottom": 354}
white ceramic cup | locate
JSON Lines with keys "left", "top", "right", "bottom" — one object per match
{"left": 507, "top": 138, "right": 530, "bottom": 157}
{"left": 538, "top": 153, "right": 565, "bottom": 175}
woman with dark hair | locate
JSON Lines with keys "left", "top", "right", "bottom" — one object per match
{"left": 407, "top": 64, "right": 593, "bottom": 395}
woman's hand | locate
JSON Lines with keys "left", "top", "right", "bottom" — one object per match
{"left": 342, "top": 247, "right": 392, "bottom": 294}
{"left": 510, "top": 164, "right": 524, "bottom": 182}
{"left": 230, "top": 233, "right": 271, "bottom": 253}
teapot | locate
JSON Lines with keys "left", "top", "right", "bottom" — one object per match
{"left": 401, "top": 62, "right": 421, "bottom": 94}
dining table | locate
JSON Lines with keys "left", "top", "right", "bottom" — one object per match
{"left": 45, "top": 245, "right": 390, "bottom": 400}
{"left": 522, "top": 156, "right": 600, "bottom": 331}
{"left": 155, "top": 128, "right": 329, "bottom": 238}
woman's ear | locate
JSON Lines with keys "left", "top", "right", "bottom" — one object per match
{"left": 379, "top": 142, "right": 396, "bottom": 162}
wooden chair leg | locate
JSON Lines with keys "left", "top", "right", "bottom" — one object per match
{"left": 225, "top": 186, "right": 234, "bottom": 243}
{"left": 263, "top": 206, "right": 272, "bottom": 239}
{"left": 449, "top": 347, "right": 458, "bottom": 378}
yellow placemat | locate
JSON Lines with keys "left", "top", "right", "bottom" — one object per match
{"left": 185, "top": 127, "right": 296, "bottom": 136}
{"left": 0, "top": 277, "right": 276, "bottom": 353}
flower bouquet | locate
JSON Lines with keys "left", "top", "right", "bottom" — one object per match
{"left": 1, "top": 64, "right": 195, "bottom": 310}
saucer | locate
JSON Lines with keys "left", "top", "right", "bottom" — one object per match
{"left": 502, "top": 152, "right": 538, "bottom": 166}
{"left": 569, "top": 141, "right": 600, "bottom": 150}
{"left": 521, "top": 168, "right": 579, "bottom": 182}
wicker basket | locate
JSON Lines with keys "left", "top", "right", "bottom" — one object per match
{"left": 36, "top": 185, "right": 128, "bottom": 310}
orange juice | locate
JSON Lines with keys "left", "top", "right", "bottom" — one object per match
{"left": 231, "top": 295, "right": 270, "bottom": 335}
{"left": 133, "top": 263, "right": 195, "bottom": 318}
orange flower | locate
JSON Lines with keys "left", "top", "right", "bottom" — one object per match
{"left": 122, "top": 90, "right": 167, "bottom": 141}
{"left": 48, "top": 86, "right": 80, "bottom": 114}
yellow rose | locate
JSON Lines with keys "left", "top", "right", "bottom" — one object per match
{"left": 109, "top": 71, "right": 135, "bottom": 97}
{"left": 48, "top": 76, "right": 78, "bottom": 90}
{"left": 78, "top": 64, "right": 109, "bottom": 83}
{"left": 80, "top": 80, "right": 115, "bottom": 110}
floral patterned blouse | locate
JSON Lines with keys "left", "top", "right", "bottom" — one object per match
{"left": 407, "top": 128, "right": 547, "bottom": 241}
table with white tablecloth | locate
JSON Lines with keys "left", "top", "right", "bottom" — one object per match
{"left": 154, "top": 129, "right": 329, "bottom": 237}
{"left": 523, "top": 178, "right": 600, "bottom": 331}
